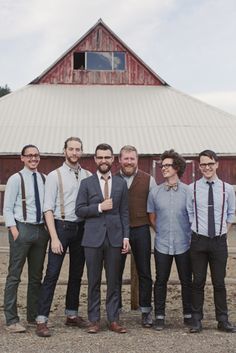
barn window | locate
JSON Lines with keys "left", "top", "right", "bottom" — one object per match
{"left": 73, "top": 51, "right": 125, "bottom": 71}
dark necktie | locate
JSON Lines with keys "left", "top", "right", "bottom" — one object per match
{"left": 33, "top": 172, "right": 41, "bottom": 223}
{"left": 74, "top": 169, "right": 79, "bottom": 180}
{"left": 207, "top": 181, "right": 215, "bottom": 237}
{"left": 101, "top": 176, "right": 110, "bottom": 199}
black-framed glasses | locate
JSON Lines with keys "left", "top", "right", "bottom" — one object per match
{"left": 23, "top": 154, "right": 40, "bottom": 160}
{"left": 95, "top": 156, "right": 112, "bottom": 160}
{"left": 199, "top": 162, "right": 216, "bottom": 169}
{"left": 160, "top": 163, "right": 173, "bottom": 169}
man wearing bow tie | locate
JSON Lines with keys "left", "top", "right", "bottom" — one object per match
{"left": 147, "top": 149, "right": 192, "bottom": 330}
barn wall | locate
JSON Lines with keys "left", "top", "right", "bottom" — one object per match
{"left": 38, "top": 25, "right": 162, "bottom": 86}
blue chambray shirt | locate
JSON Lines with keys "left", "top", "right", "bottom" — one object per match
{"left": 3, "top": 167, "right": 45, "bottom": 226}
{"left": 147, "top": 182, "right": 191, "bottom": 255}
{"left": 187, "top": 177, "right": 235, "bottom": 236}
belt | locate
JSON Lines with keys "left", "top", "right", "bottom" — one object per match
{"left": 55, "top": 219, "right": 84, "bottom": 225}
{"left": 192, "top": 231, "right": 226, "bottom": 239}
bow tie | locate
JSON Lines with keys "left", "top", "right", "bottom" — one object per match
{"left": 165, "top": 183, "right": 178, "bottom": 191}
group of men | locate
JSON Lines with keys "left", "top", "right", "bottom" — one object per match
{"left": 3, "top": 136, "right": 236, "bottom": 337}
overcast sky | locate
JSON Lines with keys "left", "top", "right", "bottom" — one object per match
{"left": 1, "top": 0, "right": 236, "bottom": 115}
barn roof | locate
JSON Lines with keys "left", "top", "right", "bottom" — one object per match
{"left": 1, "top": 84, "right": 236, "bottom": 156}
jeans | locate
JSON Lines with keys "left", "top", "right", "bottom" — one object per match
{"left": 4, "top": 222, "right": 49, "bottom": 325}
{"left": 154, "top": 249, "right": 192, "bottom": 318}
{"left": 37, "top": 220, "right": 85, "bottom": 321}
{"left": 190, "top": 232, "right": 228, "bottom": 322}
{"left": 119, "top": 225, "right": 152, "bottom": 312}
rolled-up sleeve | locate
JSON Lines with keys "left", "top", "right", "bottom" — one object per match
{"left": 43, "top": 172, "right": 58, "bottom": 213}
{"left": 3, "top": 175, "right": 19, "bottom": 227}
{"left": 186, "top": 185, "right": 194, "bottom": 225}
{"left": 226, "top": 184, "right": 236, "bottom": 224}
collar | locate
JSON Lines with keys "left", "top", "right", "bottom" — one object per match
{"left": 202, "top": 176, "right": 219, "bottom": 184}
{"left": 120, "top": 168, "right": 138, "bottom": 178}
{"left": 97, "top": 170, "right": 112, "bottom": 180}
{"left": 23, "top": 166, "right": 38, "bottom": 175}
{"left": 63, "top": 161, "right": 81, "bottom": 172}
{"left": 164, "top": 181, "right": 178, "bottom": 191}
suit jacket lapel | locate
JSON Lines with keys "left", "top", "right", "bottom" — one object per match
{"left": 93, "top": 173, "right": 104, "bottom": 200}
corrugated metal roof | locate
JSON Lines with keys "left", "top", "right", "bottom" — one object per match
{"left": 0, "top": 84, "right": 236, "bottom": 155}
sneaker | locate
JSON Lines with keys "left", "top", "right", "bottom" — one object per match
{"left": 142, "top": 312, "right": 153, "bottom": 328}
{"left": 6, "top": 322, "right": 26, "bottom": 333}
{"left": 154, "top": 319, "right": 165, "bottom": 331}
{"left": 36, "top": 323, "right": 51, "bottom": 337}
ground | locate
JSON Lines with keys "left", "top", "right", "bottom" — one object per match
{"left": 0, "top": 226, "right": 235, "bottom": 353}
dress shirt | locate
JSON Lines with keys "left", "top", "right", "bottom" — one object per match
{"left": 147, "top": 181, "right": 191, "bottom": 255}
{"left": 187, "top": 177, "right": 235, "bottom": 236}
{"left": 120, "top": 169, "right": 156, "bottom": 190}
{"left": 43, "top": 162, "right": 91, "bottom": 222}
{"left": 97, "top": 171, "right": 112, "bottom": 199}
{"left": 3, "top": 167, "right": 45, "bottom": 227}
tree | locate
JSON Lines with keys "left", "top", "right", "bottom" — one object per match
{"left": 0, "top": 85, "right": 11, "bottom": 97}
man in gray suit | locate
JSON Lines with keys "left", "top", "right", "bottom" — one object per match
{"left": 76, "top": 143, "right": 130, "bottom": 334}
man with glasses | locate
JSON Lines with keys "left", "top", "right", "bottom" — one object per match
{"left": 76, "top": 143, "right": 129, "bottom": 334}
{"left": 187, "top": 149, "right": 236, "bottom": 333}
{"left": 36, "top": 137, "right": 91, "bottom": 337}
{"left": 3, "top": 145, "right": 49, "bottom": 333}
{"left": 148, "top": 149, "right": 192, "bottom": 330}
{"left": 117, "top": 145, "right": 156, "bottom": 327}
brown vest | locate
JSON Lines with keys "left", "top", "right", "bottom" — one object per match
{"left": 128, "top": 170, "right": 150, "bottom": 227}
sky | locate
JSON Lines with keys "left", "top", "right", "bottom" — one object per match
{"left": 1, "top": 0, "right": 236, "bottom": 115}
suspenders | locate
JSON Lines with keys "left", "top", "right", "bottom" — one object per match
{"left": 18, "top": 172, "right": 45, "bottom": 222}
{"left": 193, "top": 180, "right": 226, "bottom": 235}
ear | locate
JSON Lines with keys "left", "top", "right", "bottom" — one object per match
{"left": 20, "top": 155, "right": 24, "bottom": 163}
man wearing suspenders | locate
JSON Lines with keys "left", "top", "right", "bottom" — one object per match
{"left": 3, "top": 144, "right": 49, "bottom": 333}
{"left": 36, "top": 137, "right": 91, "bottom": 337}
{"left": 187, "top": 149, "right": 236, "bottom": 333}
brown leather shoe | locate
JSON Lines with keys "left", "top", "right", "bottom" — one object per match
{"left": 36, "top": 323, "right": 51, "bottom": 337}
{"left": 109, "top": 321, "right": 127, "bottom": 334}
{"left": 65, "top": 316, "right": 89, "bottom": 328}
{"left": 87, "top": 321, "right": 100, "bottom": 334}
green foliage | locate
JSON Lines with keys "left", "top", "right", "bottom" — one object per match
{"left": 0, "top": 85, "right": 11, "bottom": 97}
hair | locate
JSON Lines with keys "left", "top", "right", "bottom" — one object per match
{"left": 119, "top": 145, "right": 138, "bottom": 157}
{"left": 64, "top": 137, "right": 83, "bottom": 151}
{"left": 21, "top": 144, "right": 39, "bottom": 156}
{"left": 95, "top": 143, "right": 113, "bottom": 155}
{"left": 199, "top": 149, "right": 218, "bottom": 162}
{"left": 161, "top": 149, "right": 186, "bottom": 178}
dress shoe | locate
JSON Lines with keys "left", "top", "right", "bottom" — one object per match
{"left": 109, "top": 321, "right": 127, "bottom": 333}
{"left": 153, "top": 319, "right": 165, "bottom": 331}
{"left": 184, "top": 317, "right": 193, "bottom": 327}
{"left": 36, "top": 323, "right": 51, "bottom": 337}
{"left": 189, "top": 320, "right": 202, "bottom": 333}
{"left": 217, "top": 321, "right": 236, "bottom": 333}
{"left": 65, "top": 316, "right": 89, "bottom": 328}
{"left": 87, "top": 321, "right": 100, "bottom": 334}
{"left": 142, "top": 312, "right": 153, "bottom": 328}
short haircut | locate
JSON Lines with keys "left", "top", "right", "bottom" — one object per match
{"left": 64, "top": 137, "right": 83, "bottom": 151}
{"left": 161, "top": 149, "right": 186, "bottom": 178}
{"left": 119, "top": 145, "right": 138, "bottom": 157}
{"left": 95, "top": 143, "right": 113, "bottom": 155}
{"left": 199, "top": 149, "right": 218, "bottom": 162}
{"left": 21, "top": 144, "right": 39, "bottom": 156}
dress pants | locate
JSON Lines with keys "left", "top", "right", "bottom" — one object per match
{"left": 4, "top": 222, "right": 49, "bottom": 325}
{"left": 154, "top": 249, "right": 192, "bottom": 317}
{"left": 190, "top": 232, "right": 228, "bottom": 322}
{"left": 37, "top": 220, "right": 85, "bottom": 320}
{"left": 85, "top": 236, "right": 121, "bottom": 323}
{"left": 119, "top": 224, "right": 152, "bottom": 312}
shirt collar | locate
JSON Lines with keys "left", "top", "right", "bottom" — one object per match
{"left": 23, "top": 166, "right": 38, "bottom": 175}
{"left": 63, "top": 161, "right": 81, "bottom": 172}
{"left": 97, "top": 170, "right": 112, "bottom": 179}
{"left": 202, "top": 176, "right": 219, "bottom": 184}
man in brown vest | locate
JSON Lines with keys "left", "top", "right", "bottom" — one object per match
{"left": 118, "top": 145, "right": 156, "bottom": 327}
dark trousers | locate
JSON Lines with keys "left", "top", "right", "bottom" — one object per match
{"left": 190, "top": 232, "right": 228, "bottom": 322}
{"left": 119, "top": 225, "right": 152, "bottom": 311}
{"left": 4, "top": 222, "right": 49, "bottom": 325}
{"left": 85, "top": 236, "right": 121, "bottom": 323}
{"left": 37, "top": 220, "right": 85, "bottom": 318}
{"left": 154, "top": 249, "right": 192, "bottom": 317}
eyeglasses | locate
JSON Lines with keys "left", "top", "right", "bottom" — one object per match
{"left": 199, "top": 162, "right": 216, "bottom": 169}
{"left": 23, "top": 154, "right": 40, "bottom": 160}
{"left": 160, "top": 164, "right": 173, "bottom": 169}
{"left": 96, "top": 156, "right": 112, "bottom": 160}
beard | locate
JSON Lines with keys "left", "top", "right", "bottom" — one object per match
{"left": 98, "top": 163, "right": 112, "bottom": 174}
{"left": 121, "top": 165, "right": 136, "bottom": 176}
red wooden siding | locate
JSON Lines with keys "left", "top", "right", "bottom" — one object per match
{"left": 38, "top": 24, "right": 163, "bottom": 86}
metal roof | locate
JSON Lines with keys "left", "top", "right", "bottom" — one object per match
{"left": 0, "top": 84, "right": 236, "bottom": 156}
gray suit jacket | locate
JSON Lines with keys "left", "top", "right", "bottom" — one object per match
{"left": 75, "top": 173, "right": 129, "bottom": 247}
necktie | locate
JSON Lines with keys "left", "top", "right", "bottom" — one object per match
{"left": 74, "top": 169, "right": 79, "bottom": 180}
{"left": 33, "top": 172, "right": 41, "bottom": 223}
{"left": 207, "top": 181, "right": 215, "bottom": 238}
{"left": 165, "top": 183, "right": 178, "bottom": 191}
{"left": 101, "top": 175, "right": 110, "bottom": 199}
